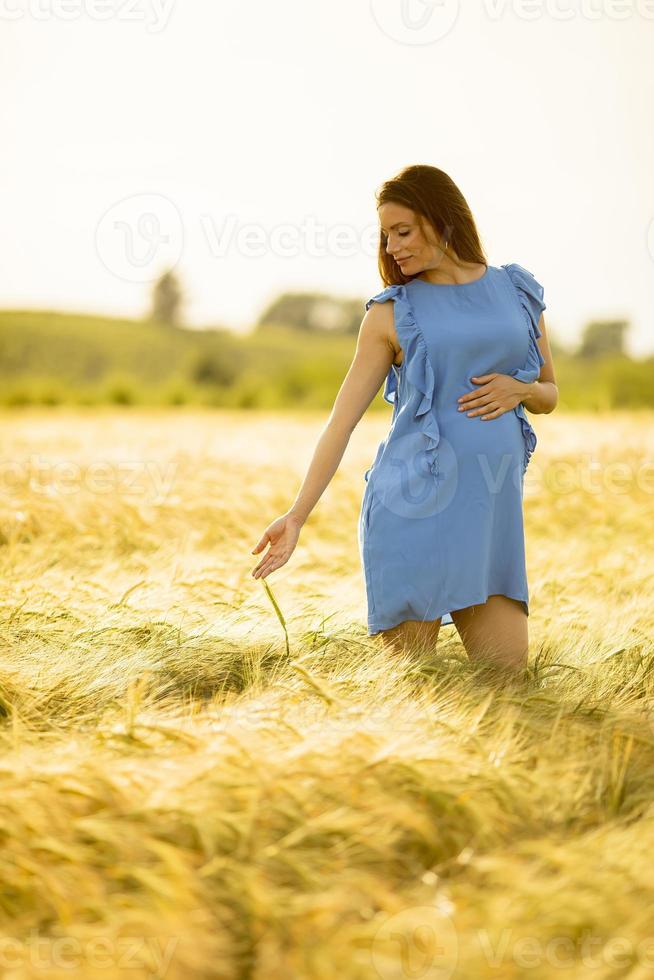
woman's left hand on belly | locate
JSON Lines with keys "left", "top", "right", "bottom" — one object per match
{"left": 457, "top": 373, "right": 529, "bottom": 420}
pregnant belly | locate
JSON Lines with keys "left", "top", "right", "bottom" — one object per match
{"left": 438, "top": 403, "right": 525, "bottom": 465}
{"left": 364, "top": 403, "right": 526, "bottom": 522}
{"left": 433, "top": 405, "right": 526, "bottom": 507}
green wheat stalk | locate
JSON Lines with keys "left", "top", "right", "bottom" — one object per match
{"left": 259, "top": 579, "right": 343, "bottom": 707}
{"left": 261, "top": 578, "right": 291, "bottom": 660}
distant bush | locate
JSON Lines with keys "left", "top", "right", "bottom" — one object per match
{"left": 602, "top": 355, "right": 654, "bottom": 408}
{"left": 108, "top": 382, "right": 136, "bottom": 406}
{"left": 166, "top": 387, "right": 188, "bottom": 406}
{"left": 189, "top": 352, "right": 238, "bottom": 387}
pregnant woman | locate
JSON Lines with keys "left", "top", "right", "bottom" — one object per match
{"left": 251, "top": 164, "right": 558, "bottom": 675}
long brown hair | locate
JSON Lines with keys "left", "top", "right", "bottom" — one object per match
{"left": 375, "top": 164, "right": 488, "bottom": 287}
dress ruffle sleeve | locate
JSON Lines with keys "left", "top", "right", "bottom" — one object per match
{"left": 501, "top": 263, "right": 547, "bottom": 474}
{"left": 365, "top": 284, "right": 441, "bottom": 476}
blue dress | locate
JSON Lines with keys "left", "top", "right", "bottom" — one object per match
{"left": 358, "top": 262, "right": 546, "bottom": 635}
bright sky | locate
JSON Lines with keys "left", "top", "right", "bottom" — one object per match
{"left": 1, "top": 0, "right": 653, "bottom": 354}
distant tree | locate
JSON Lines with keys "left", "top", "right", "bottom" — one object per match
{"left": 256, "top": 293, "right": 316, "bottom": 331}
{"left": 257, "top": 292, "right": 365, "bottom": 334}
{"left": 576, "top": 319, "right": 629, "bottom": 359}
{"left": 150, "top": 268, "right": 183, "bottom": 326}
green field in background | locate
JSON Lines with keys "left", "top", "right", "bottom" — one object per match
{"left": 1, "top": 310, "right": 652, "bottom": 410}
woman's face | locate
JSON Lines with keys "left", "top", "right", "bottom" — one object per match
{"left": 378, "top": 202, "right": 446, "bottom": 275}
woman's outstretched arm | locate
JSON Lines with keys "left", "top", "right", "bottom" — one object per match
{"left": 251, "top": 301, "right": 396, "bottom": 580}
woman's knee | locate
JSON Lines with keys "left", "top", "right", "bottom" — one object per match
{"left": 379, "top": 617, "right": 442, "bottom": 656}
{"left": 451, "top": 594, "right": 528, "bottom": 668}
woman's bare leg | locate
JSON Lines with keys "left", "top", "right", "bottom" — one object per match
{"left": 377, "top": 617, "right": 441, "bottom": 658}
{"left": 450, "top": 594, "right": 528, "bottom": 676}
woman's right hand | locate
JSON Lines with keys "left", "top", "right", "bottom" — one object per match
{"left": 251, "top": 512, "right": 303, "bottom": 580}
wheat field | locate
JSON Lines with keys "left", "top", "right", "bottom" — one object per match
{"left": 1, "top": 407, "right": 653, "bottom": 979}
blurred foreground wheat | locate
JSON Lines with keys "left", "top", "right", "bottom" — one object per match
{"left": 0, "top": 407, "right": 653, "bottom": 979}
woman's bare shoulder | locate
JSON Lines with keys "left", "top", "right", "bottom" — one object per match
{"left": 362, "top": 295, "right": 402, "bottom": 366}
